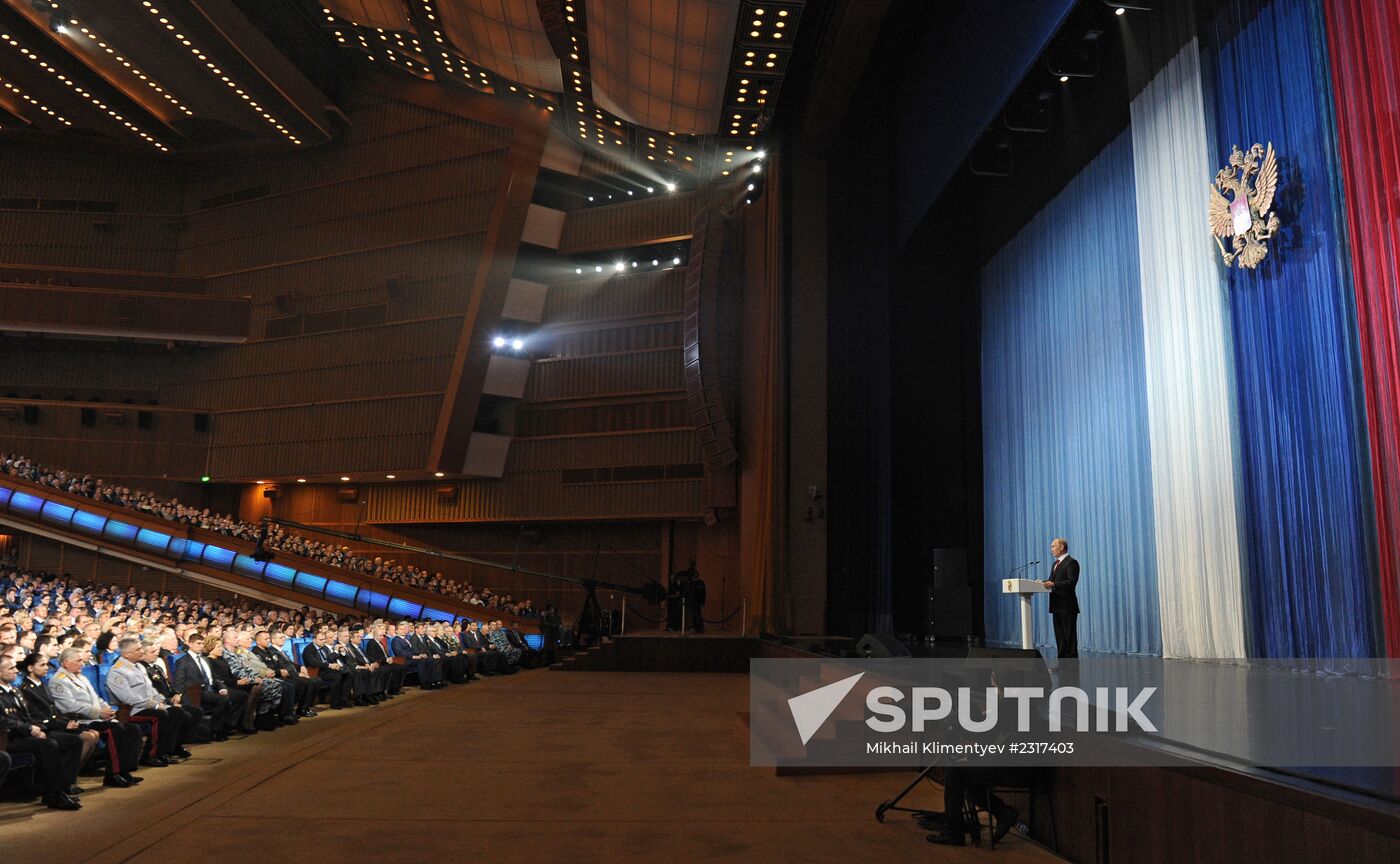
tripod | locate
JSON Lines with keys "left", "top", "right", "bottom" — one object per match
{"left": 874, "top": 764, "right": 943, "bottom": 823}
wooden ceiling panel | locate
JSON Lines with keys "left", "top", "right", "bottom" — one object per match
{"left": 438, "top": 0, "right": 563, "bottom": 92}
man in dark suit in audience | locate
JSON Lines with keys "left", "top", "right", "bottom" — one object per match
{"left": 140, "top": 639, "right": 204, "bottom": 743}
{"left": 332, "top": 627, "right": 378, "bottom": 705}
{"left": 461, "top": 620, "right": 498, "bottom": 675}
{"left": 393, "top": 619, "right": 443, "bottom": 689}
{"left": 171, "top": 631, "right": 244, "bottom": 740}
{"left": 302, "top": 628, "right": 352, "bottom": 709}
{"left": 364, "top": 623, "right": 405, "bottom": 695}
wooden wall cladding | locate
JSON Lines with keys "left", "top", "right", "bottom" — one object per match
{"left": 548, "top": 321, "right": 683, "bottom": 357}
{"left": 542, "top": 269, "right": 687, "bottom": 325}
{"left": 506, "top": 430, "right": 701, "bottom": 473}
{"left": 161, "top": 317, "right": 461, "bottom": 410}
{"left": 209, "top": 393, "right": 442, "bottom": 478}
{"left": 525, "top": 349, "right": 686, "bottom": 402}
{"left": 365, "top": 474, "right": 701, "bottom": 523}
{"left": 515, "top": 398, "right": 690, "bottom": 437}
{"left": 0, "top": 402, "right": 208, "bottom": 480}
{"left": 0, "top": 210, "right": 180, "bottom": 272}
{"left": 558, "top": 191, "right": 702, "bottom": 253}
{"left": 0, "top": 284, "right": 248, "bottom": 342}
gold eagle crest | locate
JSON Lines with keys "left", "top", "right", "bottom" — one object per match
{"left": 1209, "top": 142, "right": 1280, "bottom": 269}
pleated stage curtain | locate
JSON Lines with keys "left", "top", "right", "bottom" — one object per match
{"left": 981, "top": 132, "right": 1162, "bottom": 657}
{"left": 1324, "top": 0, "right": 1400, "bottom": 658}
{"left": 1208, "top": 0, "right": 1380, "bottom": 658}
{"left": 1130, "top": 41, "right": 1248, "bottom": 659}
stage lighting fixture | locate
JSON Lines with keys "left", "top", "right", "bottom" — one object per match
{"left": 595, "top": 265, "right": 603, "bottom": 272}
{"left": 631, "top": 261, "right": 638, "bottom": 267}
{"left": 665, "top": 182, "right": 677, "bottom": 192}
{"left": 652, "top": 259, "right": 659, "bottom": 266}
{"left": 757, "top": 149, "right": 767, "bottom": 158}
{"left": 1103, "top": 0, "right": 1154, "bottom": 10}
{"left": 297, "top": 478, "right": 306, "bottom": 483}
{"left": 435, "top": 472, "right": 445, "bottom": 478}
{"left": 511, "top": 339, "right": 524, "bottom": 350}
{"left": 647, "top": 186, "right": 655, "bottom": 193}
{"left": 1116, "top": 6, "right": 1125, "bottom": 13}
{"left": 340, "top": 476, "right": 350, "bottom": 481}
{"left": 614, "top": 261, "right": 626, "bottom": 272}
{"left": 200, "top": 475, "right": 211, "bottom": 483}
{"left": 588, "top": 196, "right": 594, "bottom": 201}
{"left": 752, "top": 163, "right": 762, "bottom": 173}
{"left": 575, "top": 268, "right": 583, "bottom": 274}
{"left": 1060, "top": 75, "right": 1069, "bottom": 83}
{"left": 493, "top": 336, "right": 507, "bottom": 348}
{"left": 627, "top": 190, "right": 634, "bottom": 196}
{"left": 672, "top": 256, "right": 681, "bottom": 265}
{"left": 386, "top": 474, "right": 396, "bottom": 479}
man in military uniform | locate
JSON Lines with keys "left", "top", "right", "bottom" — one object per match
{"left": 0, "top": 653, "right": 83, "bottom": 809}
{"left": 107, "top": 636, "right": 191, "bottom": 762}
{"left": 255, "top": 630, "right": 317, "bottom": 720}
{"left": 48, "top": 646, "right": 161, "bottom": 770}
{"left": 20, "top": 651, "right": 142, "bottom": 789}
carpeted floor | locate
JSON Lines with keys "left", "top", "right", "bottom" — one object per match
{"left": 0, "top": 670, "right": 1064, "bottom": 862}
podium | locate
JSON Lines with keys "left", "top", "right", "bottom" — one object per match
{"left": 1002, "top": 578, "right": 1048, "bottom": 649}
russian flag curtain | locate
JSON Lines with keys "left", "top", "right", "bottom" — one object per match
{"left": 982, "top": 0, "right": 1400, "bottom": 659}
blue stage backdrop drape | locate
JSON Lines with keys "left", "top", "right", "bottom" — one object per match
{"left": 1209, "top": 0, "right": 1379, "bottom": 658}
{"left": 1130, "top": 40, "right": 1248, "bottom": 659}
{"left": 981, "top": 132, "right": 1162, "bottom": 656}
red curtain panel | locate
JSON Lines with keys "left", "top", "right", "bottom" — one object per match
{"left": 1324, "top": 0, "right": 1400, "bottom": 656}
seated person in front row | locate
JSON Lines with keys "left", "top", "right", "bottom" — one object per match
{"left": 45, "top": 647, "right": 154, "bottom": 774}
{"left": 0, "top": 652, "right": 85, "bottom": 809}
{"left": 105, "top": 636, "right": 192, "bottom": 764}
{"left": 171, "top": 631, "right": 246, "bottom": 741}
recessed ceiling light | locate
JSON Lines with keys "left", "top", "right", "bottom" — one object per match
{"left": 1060, "top": 75, "right": 1070, "bottom": 83}
{"left": 1115, "top": 7, "right": 1126, "bottom": 15}
{"left": 434, "top": 472, "right": 445, "bottom": 478}
{"left": 297, "top": 478, "right": 306, "bottom": 483}
{"left": 340, "top": 476, "right": 350, "bottom": 482}
{"left": 386, "top": 474, "right": 396, "bottom": 479}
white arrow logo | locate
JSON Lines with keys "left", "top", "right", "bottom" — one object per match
{"left": 787, "top": 672, "right": 865, "bottom": 745}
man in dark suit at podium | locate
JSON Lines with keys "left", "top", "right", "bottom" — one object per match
{"left": 1043, "top": 537, "right": 1080, "bottom": 659}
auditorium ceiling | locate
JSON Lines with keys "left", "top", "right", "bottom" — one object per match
{"left": 0, "top": 0, "right": 809, "bottom": 180}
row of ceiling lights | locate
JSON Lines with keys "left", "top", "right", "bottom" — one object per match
{"left": 250, "top": 473, "right": 447, "bottom": 485}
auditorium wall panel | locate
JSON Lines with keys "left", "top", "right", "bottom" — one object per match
{"left": 364, "top": 474, "right": 703, "bottom": 522}
{"left": 543, "top": 270, "right": 687, "bottom": 324}
{"left": 558, "top": 191, "right": 701, "bottom": 253}
{"left": 505, "top": 430, "right": 701, "bottom": 473}
{"left": 525, "top": 349, "right": 686, "bottom": 402}
{"left": 548, "top": 321, "right": 683, "bottom": 356}
{"left": 515, "top": 398, "right": 690, "bottom": 437}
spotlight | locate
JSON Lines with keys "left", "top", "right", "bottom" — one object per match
{"left": 646, "top": 186, "right": 654, "bottom": 193}
{"left": 576, "top": 268, "right": 583, "bottom": 274}
{"left": 627, "top": 190, "right": 634, "bottom": 196}
{"left": 757, "top": 149, "right": 767, "bottom": 158}
{"left": 665, "top": 182, "right": 677, "bottom": 192}
{"left": 493, "top": 336, "right": 507, "bottom": 348}
{"left": 340, "top": 476, "right": 350, "bottom": 481}
{"left": 386, "top": 474, "right": 396, "bottom": 479}
{"left": 256, "top": 480, "right": 266, "bottom": 485}
{"left": 748, "top": 183, "right": 755, "bottom": 191}
{"left": 1116, "top": 6, "right": 1125, "bottom": 13}
{"left": 745, "top": 198, "right": 752, "bottom": 205}
{"left": 614, "top": 262, "right": 626, "bottom": 272}
{"left": 595, "top": 265, "right": 603, "bottom": 272}
{"left": 631, "top": 261, "right": 638, "bottom": 267}
{"left": 752, "top": 163, "right": 762, "bottom": 173}
{"left": 673, "top": 256, "right": 681, "bottom": 265}
{"left": 297, "top": 478, "right": 306, "bottom": 483}
{"left": 1060, "top": 75, "right": 1069, "bottom": 83}
{"left": 588, "top": 196, "right": 594, "bottom": 201}
{"left": 511, "top": 338, "right": 524, "bottom": 351}
{"left": 435, "top": 472, "right": 445, "bottom": 477}
{"left": 651, "top": 259, "right": 659, "bottom": 266}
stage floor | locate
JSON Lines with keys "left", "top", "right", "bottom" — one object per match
{"left": 0, "top": 670, "right": 1063, "bottom": 863}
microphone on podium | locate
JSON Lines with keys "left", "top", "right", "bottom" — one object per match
{"left": 1008, "top": 560, "right": 1041, "bottom": 576}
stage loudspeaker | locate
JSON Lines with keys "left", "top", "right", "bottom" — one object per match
{"left": 137, "top": 410, "right": 153, "bottom": 430}
{"left": 262, "top": 487, "right": 282, "bottom": 499}
{"left": 22, "top": 405, "right": 38, "bottom": 425}
{"left": 80, "top": 408, "right": 96, "bottom": 427}
{"left": 927, "top": 585, "right": 973, "bottom": 639}
{"left": 1047, "top": 41, "right": 1099, "bottom": 78}
{"left": 193, "top": 413, "right": 209, "bottom": 432}
{"left": 857, "top": 633, "right": 910, "bottom": 658}
{"left": 336, "top": 487, "right": 358, "bottom": 503}
{"left": 435, "top": 484, "right": 458, "bottom": 500}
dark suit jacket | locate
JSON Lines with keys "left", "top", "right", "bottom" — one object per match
{"left": 460, "top": 631, "right": 485, "bottom": 651}
{"left": 364, "top": 638, "right": 392, "bottom": 664}
{"left": 302, "top": 643, "right": 342, "bottom": 671}
{"left": 172, "top": 652, "right": 217, "bottom": 694}
{"left": 18, "top": 679, "right": 70, "bottom": 730}
{"left": 1048, "top": 556, "right": 1081, "bottom": 615}
{"left": 390, "top": 635, "right": 416, "bottom": 658}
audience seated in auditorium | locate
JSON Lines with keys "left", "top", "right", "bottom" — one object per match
{"left": 0, "top": 561, "right": 514, "bottom": 815}
{"left": 0, "top": 453, "right": 538, "bottom": 617}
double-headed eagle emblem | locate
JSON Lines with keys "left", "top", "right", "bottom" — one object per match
{"left": 1209, "top": 142, "right": 1280, "bottom": 269}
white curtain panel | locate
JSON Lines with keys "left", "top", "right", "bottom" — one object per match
{"left": 1129, "top": 40, "right": 1248, "bottom": 659}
